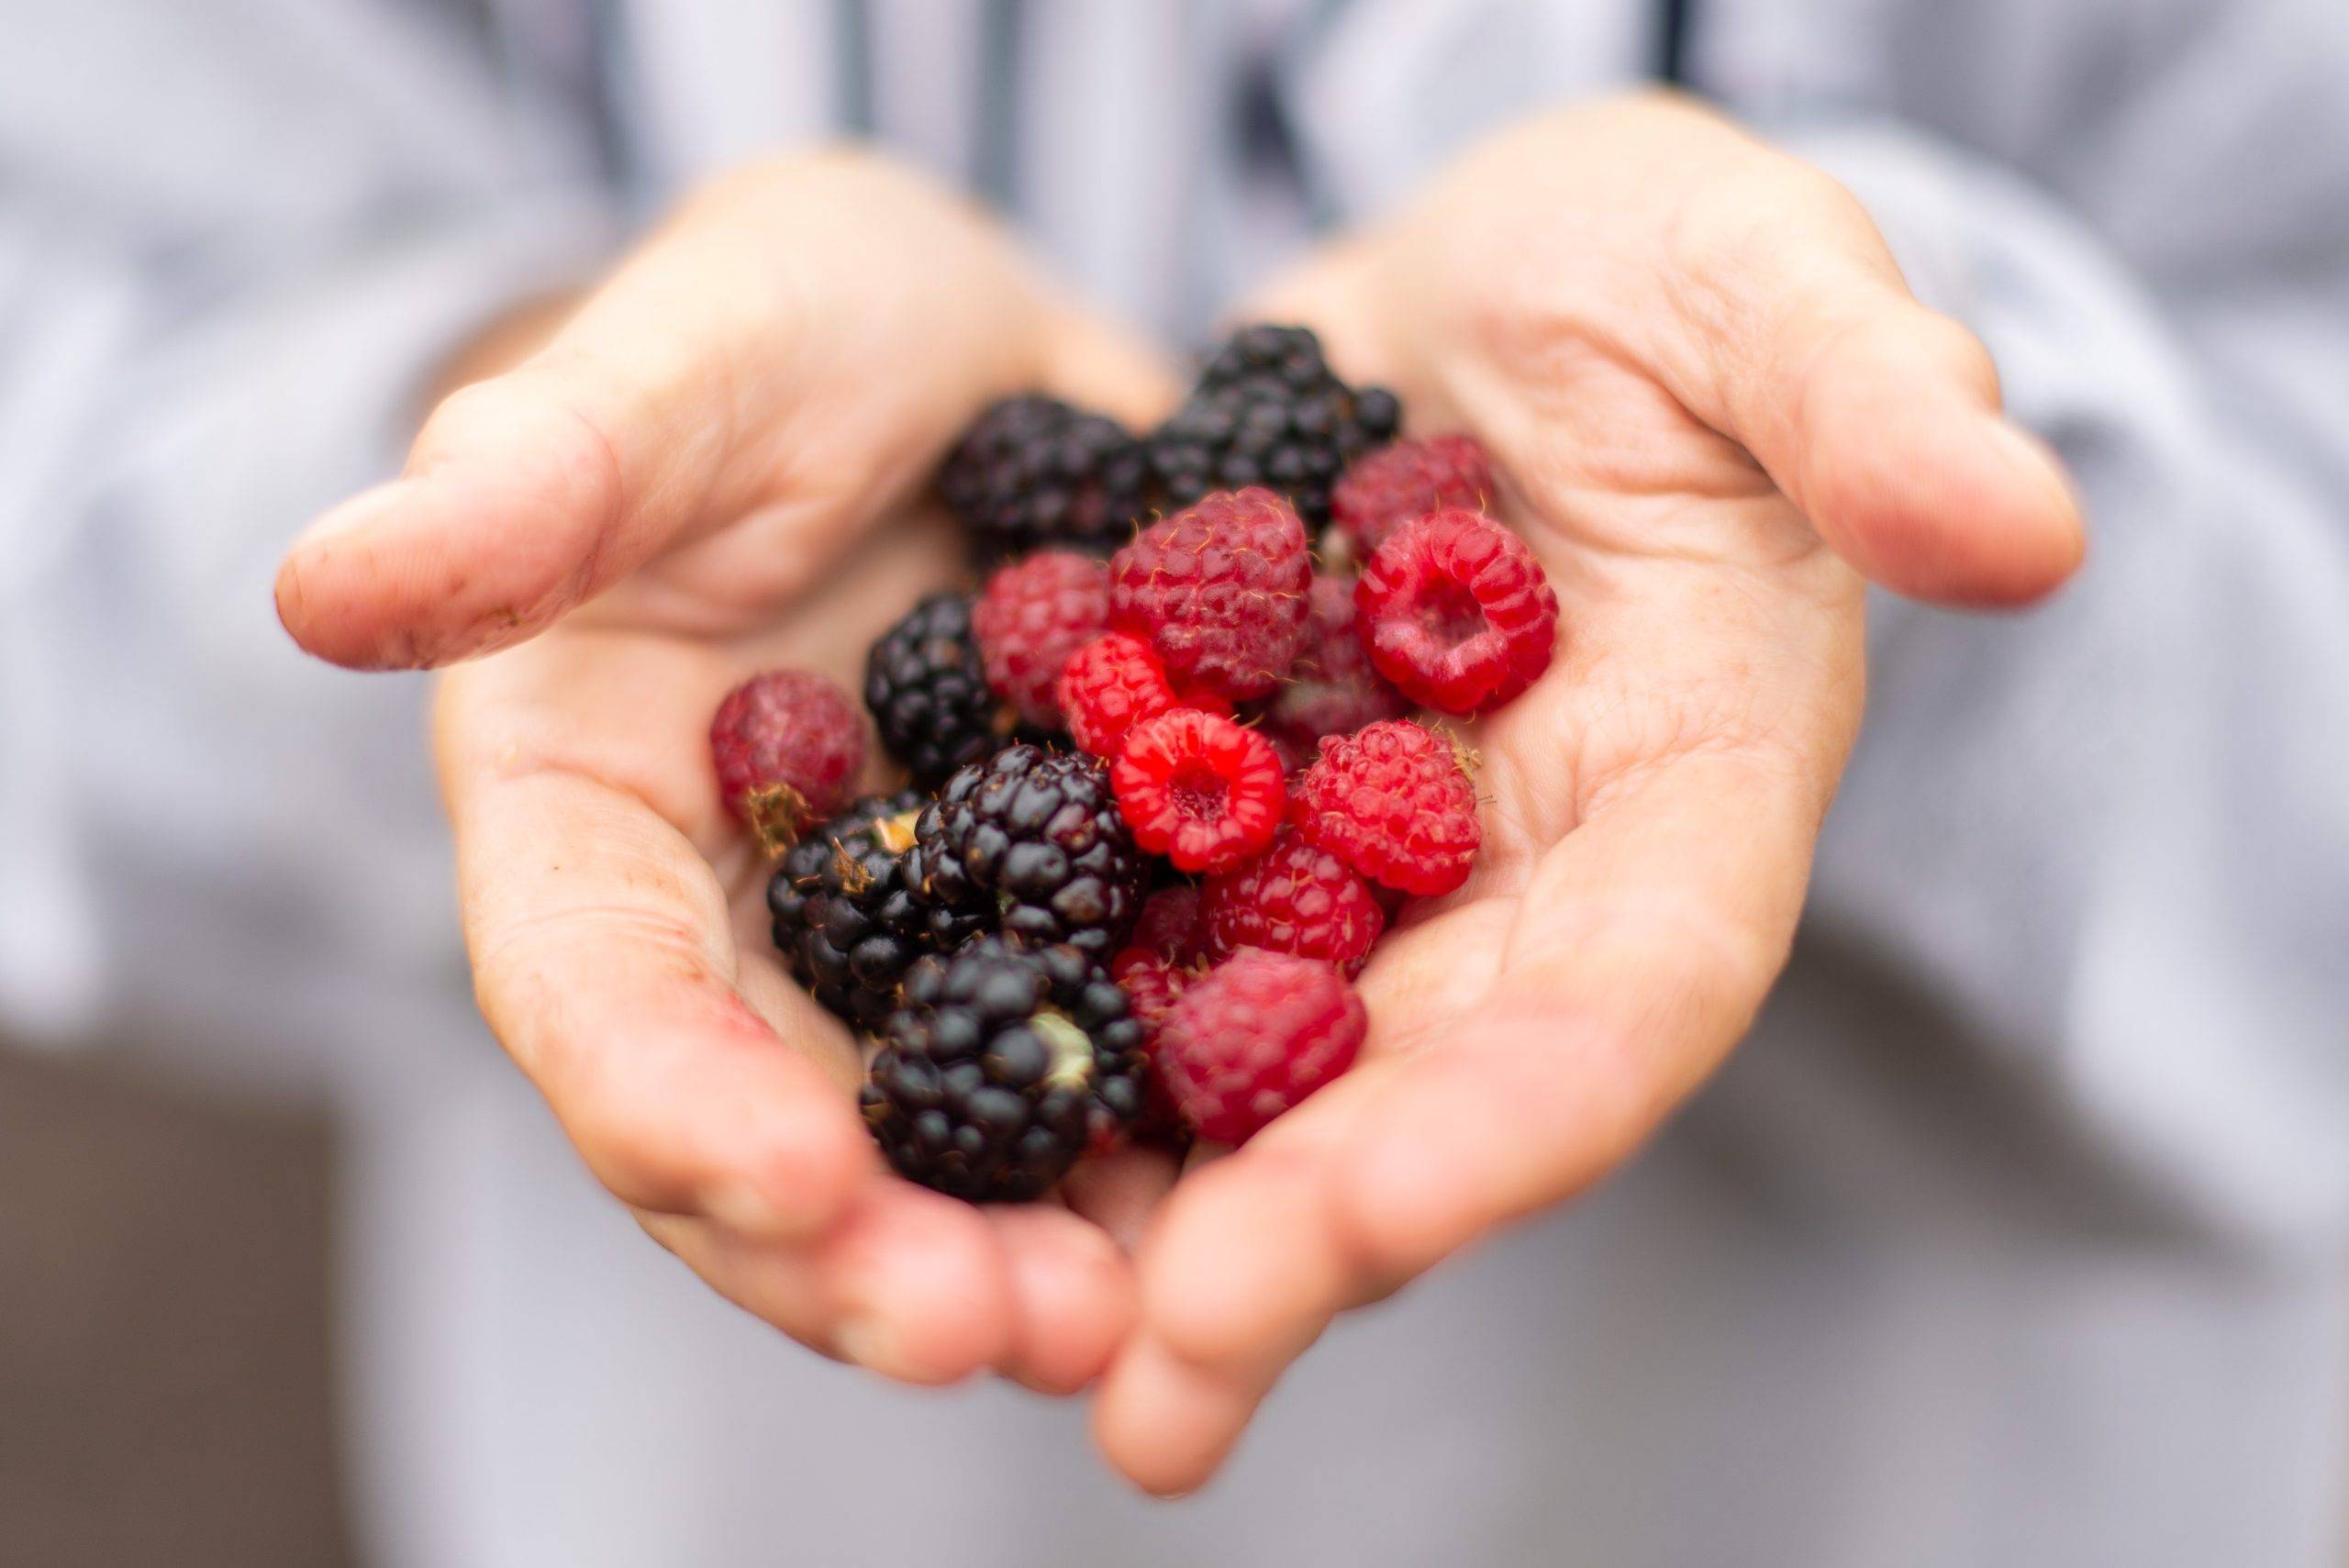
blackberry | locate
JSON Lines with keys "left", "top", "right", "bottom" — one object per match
{"left": 907, "top": 744, "right": 1144, "bottom": 960}
{"left": 863, "top": 935, "right": 1148, "bottom": 1201}
{"left": 767, "top": 791, "right": 982, "bottom": 1029}
{"left": 939, "top": 394, "right": 1155, "bottom": 562}
{"left": 1146, "top": 324, "right": 1403, "bottom": 528}
{"left": 864, "top": 592, "right": 1019, "bottom": 787}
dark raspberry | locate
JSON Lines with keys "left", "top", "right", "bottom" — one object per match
{"left": 1110, "top": 708, "right": 1286, "bottom": 874}
{"left": 907, "top": 744, "right": 1145, "bottom": 959}
{"left": 1357, "top": 508, "right": 1560, "bottom": 714}
{"left": 709, "top": 668, "right": 867, "bottom": 853}
{"left": 1108, "top": 486, "right": 1311, "bottom": 702}
{"left": 1330, "top": 433, "right": 1497, "bottom": 557}
{"left": 1129, "top": 884, "right": 1208, "bottom": 962}
{"left": 1155, "top": 949, "right": 1365, "bottom": 1144}
{"left": 1294, "top": 718, "right": 1482, "bottom": 896}
{"left": 1198, "top": 827, "right": 1385, "bottom": 975}
{"left": 938, "top": 394, "right": 1154, "bottom": 562}
{"left": 1256, "top": 573, "right": 1410, "bottom": 761}
{"left": 1147, "top": 325, "right": 1401, "bottom": 527}
{"left": 972, "top": 550, "right": 1109, "bottom": 727}
{"left": 862, "top": 936, "right": 1146, "bottom": 1200}
{"left": 767, "top": 791, "right": 980, "bottom": 1029}
{"left": 865, "top": 591, "right": 1022, "bottom": 786}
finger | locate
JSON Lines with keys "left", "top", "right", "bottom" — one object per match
{"left": 988, "top": 1206, "right": 1139, "bottom": 1395}
{"left": 1334, "top": 738, "right": 1829, "bottom": 1283}
{"left": 1060, "top": 1143, "right": 1182, "bottom": 1254}
{"left": 1111, "top": 707, "right": 1845, "bottom": 1488}
{"left": 1645, "top": 146, "right": 2085, "bottom": 606}
{"left": 641, "top": 1178, "right": 1017, "bottom": 1385}
{"left": 276, "top": 152, "right": 1168, "bottom": 669}
{"left": 1093, "top": 1330, "right": 1278, "bottom": 1498}
{"left": 445, "top": 731, "right": 874, "bottom": 1240}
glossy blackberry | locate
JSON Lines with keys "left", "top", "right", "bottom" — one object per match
{"left": 862, "top": 936, "right": 1148, "bottom": 1201}
{"left": 864, "top": 592, "right": 1019, "bottom": 787}
{"left": 766, "top": 791, "right": 980, "bottom": 1029}
{"left": 1146, "top": 324, "right": 1403, "bottom": 527}
{"left": 939, "top": 394, "right": 1155, "bottom": 562}
{"left": 907, "top": 744, "right": 1144, "bottom": 959}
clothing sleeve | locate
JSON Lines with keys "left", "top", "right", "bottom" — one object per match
{"left": 1753, "top": 60, "right": 2349, "bottom": 1245}
{"left": 0, "top": 2, "right": 616, "bottom": 1062}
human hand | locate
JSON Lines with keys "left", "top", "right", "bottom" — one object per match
{"left": 1093, "top": 93, "right": 2084, "bottom": 1493}
{"left": 276, "top": 150, "right": 1182, "bottom": 1392}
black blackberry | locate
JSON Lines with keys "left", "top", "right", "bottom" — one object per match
{"left": 1146, "top": 324, "right": 1403, "bottom": 528}
{"left": 766, "top": 791, "right": 983, "bottom": 1029}
{"left": 939, "top": 394, "right": 1155, "bottom": 562}
{"left": 864, "top": 591, "right": 1019, "bottom": 787}
{"left": 907, "top": 744, "right": 1144, "bottom": 960}
{"left": 862, "top": 936, "right": 1147, "bottom": 1201}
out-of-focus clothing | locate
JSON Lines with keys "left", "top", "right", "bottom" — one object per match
{"left": 3, "top": 2, "right": 2345, "bottom": 1564}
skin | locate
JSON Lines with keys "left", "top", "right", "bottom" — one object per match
{"left": 274, "top": 95, "right": 2083, "bottom": 1489}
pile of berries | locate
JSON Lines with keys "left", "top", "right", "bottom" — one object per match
{"left": 707, "top": 326, "right": 1558, "bottom": 1203}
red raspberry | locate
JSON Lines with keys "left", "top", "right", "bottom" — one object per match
{"left": 1108, "top": 944, "right": 1201, "bottom": 1142}
{"left": 1111, "top": 709, "right": 1286, "bottom": 874}
{"left": 1108, "top": 486, "right": 1310, "bottom": 701}
{"left": 708, "top": 668, "right": 866, "bottom": 853}
{"left": 1357, "top": 508, "right": 1559, "bottom": 714}
{"left": 1129, "top": 884, "right": 1208, "bottom": 962}
{"left": 971, "top": 550, "right": 1108, "bottom": 727}
{"left": 1330, "top": 433, "right": 1497, "bottom": 557}
{"left": 1294, "top": 718, "right": 1481, "bottom": 896}
{"left": 1199, "top": 827, "right": 1385, "bottom": 975}
{"left": 1058, "top": 633, "right": 1231, "bottom": 759}
{"left": 1258, "top": 573, "right": 1410, "bottom": 759}
{"left": 1155, "top": 950, "right": 1365, "bottom": 1144}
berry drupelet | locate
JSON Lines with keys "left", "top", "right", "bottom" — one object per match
{"left": 1147, "top": 324, "right": 1402, "bottom": 528}
{"left": 862, "top": 936, "right": 1148, "bottom": 1200}
{"left": 907, "top": 743, "right": 1147, "bottom": 959}
{"left": 939, "top": 394, "right": 1155, "bottom": 562}
{"left": 864, "top": 591, "right": 1021, "bottom": 787}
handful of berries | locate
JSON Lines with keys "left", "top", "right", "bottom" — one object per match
{"left": 708, "top": 325, "right": 1559, "bottom": 1202}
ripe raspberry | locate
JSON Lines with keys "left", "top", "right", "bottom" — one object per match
{"left": 1108, "top": 943, "right": 1200, "bottom": 1144}
{"left": 1198, "top": 827, "right": 1385, "bottom": 975}
{"left": 1154, "top": 950, "right": 1365, "bottom": 1143}
{"left": 972, "top": 550, "right": 1109, "bottom": 727}
{"left": 1129, "top": 884, "right": 1208, "bottom": 962}
{"left": 939, "top": 394, "right": 1154, "bottom": 562}
{"left": 1060, "top": 633, "right": 1181, "bottom": 759}
{"left": 1108, "top": 487, "right": 1310, "bottom": 702}
{"left": 1330, "top": 433, "right": 1497, "bottom": 556}
{"left": 1257, "top": 573, "right": 1409, "bottom": 760}
{"left": 1357, "top": 508, "right": 1560, "bottom": 714}
{"left": 1110, "top": 709, "right": 1287, "bottom": 874}
{"left": 709, "top": 668, "right": 867, "bottom": 853}
{"left": 1294, "top": 718, "right": 1481, "bottom": 896}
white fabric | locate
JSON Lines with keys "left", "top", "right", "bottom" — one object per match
{"left": 2, "top": 1, "right": 2345, "bottom": 1563}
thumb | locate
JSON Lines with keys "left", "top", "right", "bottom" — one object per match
{"left": 1654, "top": 162, "right": 2086, "bottom": 606}
{"left": 274, "top": 153, "right": 1170, "bottom": 671}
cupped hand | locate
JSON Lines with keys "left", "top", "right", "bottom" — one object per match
{"left": 276, "top": 150, "right": 1182, "bottom": 1393}
{"left": 1093, "top": 93, "right": 2084, "bottom": 1493}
